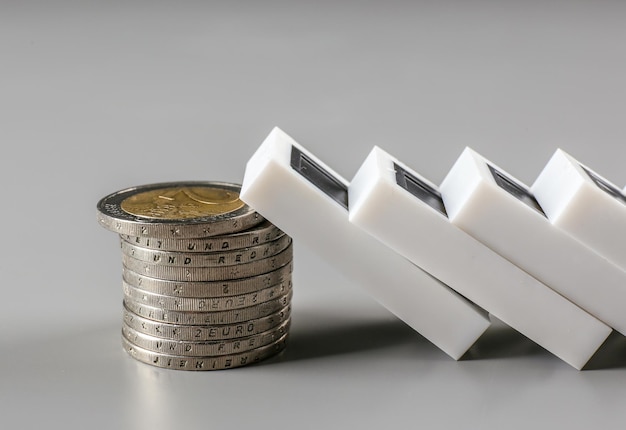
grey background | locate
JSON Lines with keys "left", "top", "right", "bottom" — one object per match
{"left": 2, "top": 1, "right": 626, "bottom": 428}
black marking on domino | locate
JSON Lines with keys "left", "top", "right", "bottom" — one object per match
{"left": 581, "top": 165, "right": 626, "bottom": 206}
{"left": 488, "top": 164, "right": 545, "bottom": 216}
{"left": 290, "top": 146, "right": 349, "bottom": 210}
{"left": 394, "top": 163, "right": 447, "bottom": 217}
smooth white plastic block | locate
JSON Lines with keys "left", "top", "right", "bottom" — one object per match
{"left": 240, "top": 128, "right": 490, "bottom": 360}
{"left": 440, "top": 148, "right": 626, "bottom": 340}
{"left": 349, "top": 147, "right": 611, "bottom": 370}
{"left": 441, "top": 148, "right": 626, "bottom": 334}
{"left": 532, "top": 149, "right": 626, "bottom": 272}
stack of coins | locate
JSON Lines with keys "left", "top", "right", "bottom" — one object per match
{"left": 96, "top": 181, "right": 293, "bottom": 370}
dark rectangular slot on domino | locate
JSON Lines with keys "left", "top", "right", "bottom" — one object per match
{"left": 290, "top": 146, "right": 349, "bottom": 210}
{"left": 394, "top": 163, "right": 447, "bottom": 216}
{"left": 488, "top": 164, "right": 546, "bottom": 216}
{"left": 581, "top": 165, "right": 626, "bottom": 206}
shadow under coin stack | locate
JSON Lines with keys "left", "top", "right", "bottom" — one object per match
{"left": 96, "top": 181, "right": 293, "bottom": 370}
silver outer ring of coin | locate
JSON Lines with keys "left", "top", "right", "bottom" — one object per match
{"left": 123, "top": 303, "right": 291, "bottom": 341}
{"left": 122, "top": 243, "right": 293, "bottom": 281}
{"left": 97, "top": 181, "right": 264, "bottom": 239}
{"left": 119, "top": 234, "right": 292, "bottom": 267}
{"left": 122, "top": 333, "right": 288, "bottom": 371}
{"left": 123, "top": 277, "right": 292, "bottom": 311}
{"left": 123, "top": 290, "right": 293, "bottom": 325}
{"left": 120, "top": 221, "right": 284, "bottom": 253}
{"left": 122, "top": 319, "right": 290, "bottom": 357}
{"left": 122, "top": 262, "right": 293, "bottom": 298}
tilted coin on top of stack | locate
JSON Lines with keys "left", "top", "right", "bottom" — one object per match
{"left": 97, "top": 181, "right": 293, "bottom": 370}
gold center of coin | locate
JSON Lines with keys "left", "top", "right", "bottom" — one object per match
{"left": 120, "top": 186, "right": 245, "bottom": 219}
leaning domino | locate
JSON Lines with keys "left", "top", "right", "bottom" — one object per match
{"left": 532, "top": 149, "right": 626, "bottom": 272}
{"left": 240, "top": 128, "right": 491, "bottom": 360}
{"left": 349, "top": 146, "right": 610, "bottom": 370}
{"left": 439, "top": 147, "right": 626, "bottom": 339}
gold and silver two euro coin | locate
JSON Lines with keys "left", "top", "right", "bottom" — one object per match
{"left": 97, "top": 181, "right": 264, "bottom": 238}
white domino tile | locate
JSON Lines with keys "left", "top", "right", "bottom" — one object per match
{"left": 440, "top": 149, "right": 626, "bottom": 339}
{"left": 349, "top": 147, "right": 611, "bottom": 370}
{"left": 240, "top": 128, "right": 491, "bottom": 360}
{"left": 532, "top": 149, "right": 626, "bottom": 272}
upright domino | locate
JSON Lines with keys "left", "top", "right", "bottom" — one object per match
{"left": 240, "top": 128, "right": 491, "bottom": 360}
{"left": 439, "top": 148, "right": 626, "bottom": 338}
{"left": 532, "top": 149, "right": 626, "bottom": 272}
{"left": 349, "top": 147, "right": 611, "bottom": 370}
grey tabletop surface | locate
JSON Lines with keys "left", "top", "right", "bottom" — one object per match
{"left": 2, "top": 1, "right": 626, "bottom": 429}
